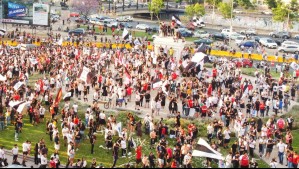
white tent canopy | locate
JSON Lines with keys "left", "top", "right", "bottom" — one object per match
{"left": 192, "top": 138, "right": 223, "bottom": 160}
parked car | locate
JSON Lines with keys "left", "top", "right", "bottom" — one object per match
{"left": 269, "top": 31, "right": 291, "bottom": 39}
{"left": 193, "top": 30, "right": 210, "bottom": 38}
{"left": 281, "top": 40, "right": 299, "bottom": 47}
{"left": 136, "top": 24, "right": 150, "bottom": 30}
{"left": 178, "top": 29, "right": 193, "bottom": 37}
{"left": 232, "top": 58, "right": 253, "bottom": 68}
{"left": 70, "top": 12, "right": 79, "bottom": 17}
{"left": 194, "top": 38, "right": 213, "bottom": 45}
{"left": 96, "top": 16, "right": 110, "bottom": 21}
{"left": 147, "top": 26, "right": 159, "bottom": 33}
{"left": 211, "top": 33, "right": 228, "bottom": 41}
{"left": 230, "top": 33, "right": 242, "bottom": 40}
{"left": 259, "top": 38, "right": 278, "bottom": 48}
{"left": 119, "top": 22, "right": 133, "bottom": 29}
{"left": 239, "top": 41, "right": 256, "bottom": 48}
{"left": 278, "top": 46, "right": 299, "bottom": 54}
{"left": 274, "top": 39, "right": 285, "bottom": 46}
{"left": 239, "top": 29, "right": 256, "bottom": 35}
{"left": 235, "top": 35, "right": 246, "bottom": 46}
{"left": 69, "top": 28, "right": 85, "bottom": 36}
{"left": 251, "top": 36, "right": 260, "bottom": 43}
{"left": 295, "top": 34, "right": 299, "bottom": 40}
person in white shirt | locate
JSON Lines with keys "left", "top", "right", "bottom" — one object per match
{"left": 223, "top": 128, "right": 231, "bottom": 148}
{"left": 22, "top": 140, "right": 30, "bottom": 166}
{"left": 183, "top": 152, "right": 192, "bottom": 168}
{"left": 277, "top": 140, "right": 287, "bottom": 164}
{"left": 62, "top": 125, "right": 69, "bottom": 147}
{"left": 73, "top": 103, "right": 78, "bottom": 114}
{"left": 40, "top": 154, "right": 48, "bottom": 168}
{"left": 207, "top": 123, "right": 214, "bottom": 143}
{"left": 0, "top": 147, "right": 5, "bottom": 160}
{"left": 225, "top": 152, "right": 232, "bottom": 168}
{"left": 120, "top": 138, "right": 127, "bottom": 157}
{"left": 249, "top": 138, "right": 256, "bottom": 158}
{"left": 11, "top": 144, "right": 19, "bottom": 163}
{"left": 270, "top": 158, "right": 278, "bottom": 168}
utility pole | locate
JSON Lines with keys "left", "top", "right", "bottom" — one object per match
{"left": 229, "top": 0, "right": 233, "bottom": 46}
{"left": 109, "top": 0, "right": 111, "bottom": 13}
{"left": 123, "top": 0, "right": 125, "bottom": 11}
{"left": 137, "top": 0, "right": 139, "bottom": 10}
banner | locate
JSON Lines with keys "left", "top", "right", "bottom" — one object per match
{"left": 63, "top": 92, "right": 72, "bottom": 100}
{"left": 290, "top": 62, "right": 299, "bottom": 70}
{"left": 54, "top": 88, "right": 62, "bottom": 106}
{"left": 79, "top": 67, "right": 90, "bottom": 82}
{"left": 32, "top": 3, "right": 49, "bottom": 26}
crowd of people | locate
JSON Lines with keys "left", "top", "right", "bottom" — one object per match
{"left": 0, "top": 20, "right": 298, "bottom": 169}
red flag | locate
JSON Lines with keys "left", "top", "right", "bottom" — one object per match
{"left": 54, "top": 88, "right": 62, "bottom": 106}
{"left": 124, "top": 66, "right": 131, "bottom": 80}
{"left": 39, "top": 79, "right": 44, "bottom": 93}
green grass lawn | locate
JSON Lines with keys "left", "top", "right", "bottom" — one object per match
{"left": 241, "top": 68, "right": 281, "bottom": 79}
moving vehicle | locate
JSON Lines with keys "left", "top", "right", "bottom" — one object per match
{"left": 269, "top": 31, "right": 291, "bottom": 39}
{"left": 69, "top": 28, "right": 85, "bottom": 36}
{"left": 193, "top": 30, "right": 210, "bottom": 38}
{"left": 259, "top": 38, "right": 278, "bottom": 48}
{"left": 70, "top": 12, "right": 79, "bottom": 17}
{"left": 136, "top": 24, "right": 150, "bottom": 30}
{"left": 239, "top": 29, "right": 256, "bottom": 35}
{"left": 261, "top": 11, "right": 272, "bottom": 15}
{"left": 233, "top": 9, "right": 243, "bottom": 14}
{"left": 278, "top": 46, "right": 299, "bottom": 54}
{"left": 194, "top": 38, "right": 213, "bottom": 45}
{"left": 232, "top": 58, "right": 253, "bottom": 68}
{"left": 116, "top": 16, "right": 134, "bottom": 22}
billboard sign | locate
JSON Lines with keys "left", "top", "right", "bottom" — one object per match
{"left": 7, "top": 2, "right": 27, "bottom": 17}
{"left": 2, "top": 0, "right": 50, "bottom": 26}
{"left": 32, "top": 3, "right": 49, "bottom": 26}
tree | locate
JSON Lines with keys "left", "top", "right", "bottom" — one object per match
{"left": 272, "top": 4, "right": 295, "bottom": 23}
{"left": 265, "top": 0, "right": 277, "bottom": 9}
{"left": 148, "top": 0, "right": 164, "bottom": 21}
{"left": 237, "top": 0, "right": 253, "bottom": 9}
{"left": 205, "top": 0, "right": 222, "bottom": 6}
{"left": 290, "top": 0, "right": 298, "bottom": 12}
{"left": 218, "top": 2, "right": 234, "bottom": 19}
{"left": 193, "top": 3, "right": 205, "bottom": 16}
{"left": 185, "top": 5, "right": 195, "bottom": 18}
{"left": 71, "top": 0, "right": 99, "bottom": 17}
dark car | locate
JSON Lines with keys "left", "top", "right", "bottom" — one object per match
{"left": 194, "top": 38, "right": 213, "bottom": 45}
{"left": 147, "top": 26, "right": 159, "bottom": 33}
{"left": 211, "top": 33, "right": 228, "bottom": 41}
{"left": 69, "top": 28, "right": 85, "bottom": 36}
{"left": 274, "top": 39, "right": 285, "bottom": 46}
{"left": 119, "top": 22, "right": 133, "bottom": 30}
{"left": 239, "top": 41, "right": 256, "bottom": 48}
{"left": 178, "top": 29, "right": 193, "bottom": 37}
{"left": 251, "top": 36, "right": 260, "bottom": 43}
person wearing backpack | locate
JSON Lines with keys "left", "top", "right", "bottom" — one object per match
{"left": 239, "top": 152, "right": 249, "bottom": 168}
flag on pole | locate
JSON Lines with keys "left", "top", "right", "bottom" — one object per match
{"left": 13, "top": 81, "right": 23, "bottom": 91}
{"left": 0, "top": 29, "right": 6, "bottom": 36}
{"left": 172, "top": 15, "right": 182, "bottom": 26}
{"left": 116, "top": 122, "right": 122, "bottom": 137}
{"left": 122, "top": 28, "right": 129, "bottom": 40}
{"left": 63, "top": 92, "right": 72, "bottom": 101}
{"left": 54, "top": 88, "right": 62, "bottom": 106}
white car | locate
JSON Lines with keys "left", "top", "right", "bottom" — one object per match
{"left": 262, "top": 11, "right": 272, "bottom": 15}
{"left": 233, "top": 9, "right": 243, "bottom": 14}
{"left": 193, "top": 30, "right": 210, "bottom": 38}
{"left": 229, "top": 32, "right": 242, "bottom": 40}
{"left": 136, "top": 24, "right": 149, "bottom": 30}
{"left": 240, "top": 29, "right": 256, "bottom": 35}
{"left": 235, "top": 35, "right": 246, "bottom": 45}
{"left": 278, "top": 46, "right": 299, "bottom": 54}
{"left": 259, "top": 38, "right": 278, "bottom": 49}
{"left": 116, "top": 16, "right": 134, "bottom": 22}
{"left": 281, "top": 40, "right": 299, "bottom": 47}
{"left": 221, "top": 29, "right": 236, "bottom": 38}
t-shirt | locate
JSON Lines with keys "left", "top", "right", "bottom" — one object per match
{"left": 136, "top": 148, "right": 142, "bottom": 159}
{"left": 277, "top": 143, "right": 287, "bottom": 153}
{"left": 22, "top": 143, "right": 29, "bottom": 152}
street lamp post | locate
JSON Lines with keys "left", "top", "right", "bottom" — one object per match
{"left": 212, "top": 0, "right": 215, "bottom": 25}
{"left": 109, "top": 0, "right": 111, "bottom": 13}
{"left": 229, "top": 0, "right": 233, "bottom": 46}
{"left": 123, "top": 0, "right": 125, "bottom": 11}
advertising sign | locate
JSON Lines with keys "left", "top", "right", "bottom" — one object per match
{"left": 32, "top": 3, "right": 49, "bottom": 26}
{"left": 2, "top": 0, "right": 50, "bottom": 25}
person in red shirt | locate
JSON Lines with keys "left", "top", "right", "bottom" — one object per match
{"left": 207, "top": 83, "right": 212, "bottom": 97}
{"left": 136, "top": 146, "right": 142, "bottom": 167}
{"left": 171, "top": 159, "right": 177, "bottom": 168}
{"left": 126, "top": 86, "right": 132, "bottom": 102}
{"left": 259, "top": 102, "right": 265, "bottom": 117}
{"left": 293, "top": 152, "right": 299, "bottom": 168}
{"left": 212, "top": 68, "right": 217, "bottom": 78}
{"left": 201, "top": 105, "right": 208, "bottom": 117}
{"left": 49, "top": 157, "right": 56, "bottom": 168}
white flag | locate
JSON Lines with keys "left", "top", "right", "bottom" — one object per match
{"left": 116, "top": 122, "right": 122, "bottom": 137}
{"left": 122, "top": 28, "right": 129, "bottom": 40}
{"left": 13, "top": 81, "right": 23, "bottom": 91}
{"left": 79, "top": 66, "right": 90, "bottom": 82}
{"left": 153, "top": 80, "right": 163, "bottom": 89}
{"left": 17, "top": 102, "right": 29, "bottom": 113}
{"left": 290, "top": 62, "right": 299, "bottom": 70}
{"left": 63, "top": 92, "right": 72, "bottom": 100}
